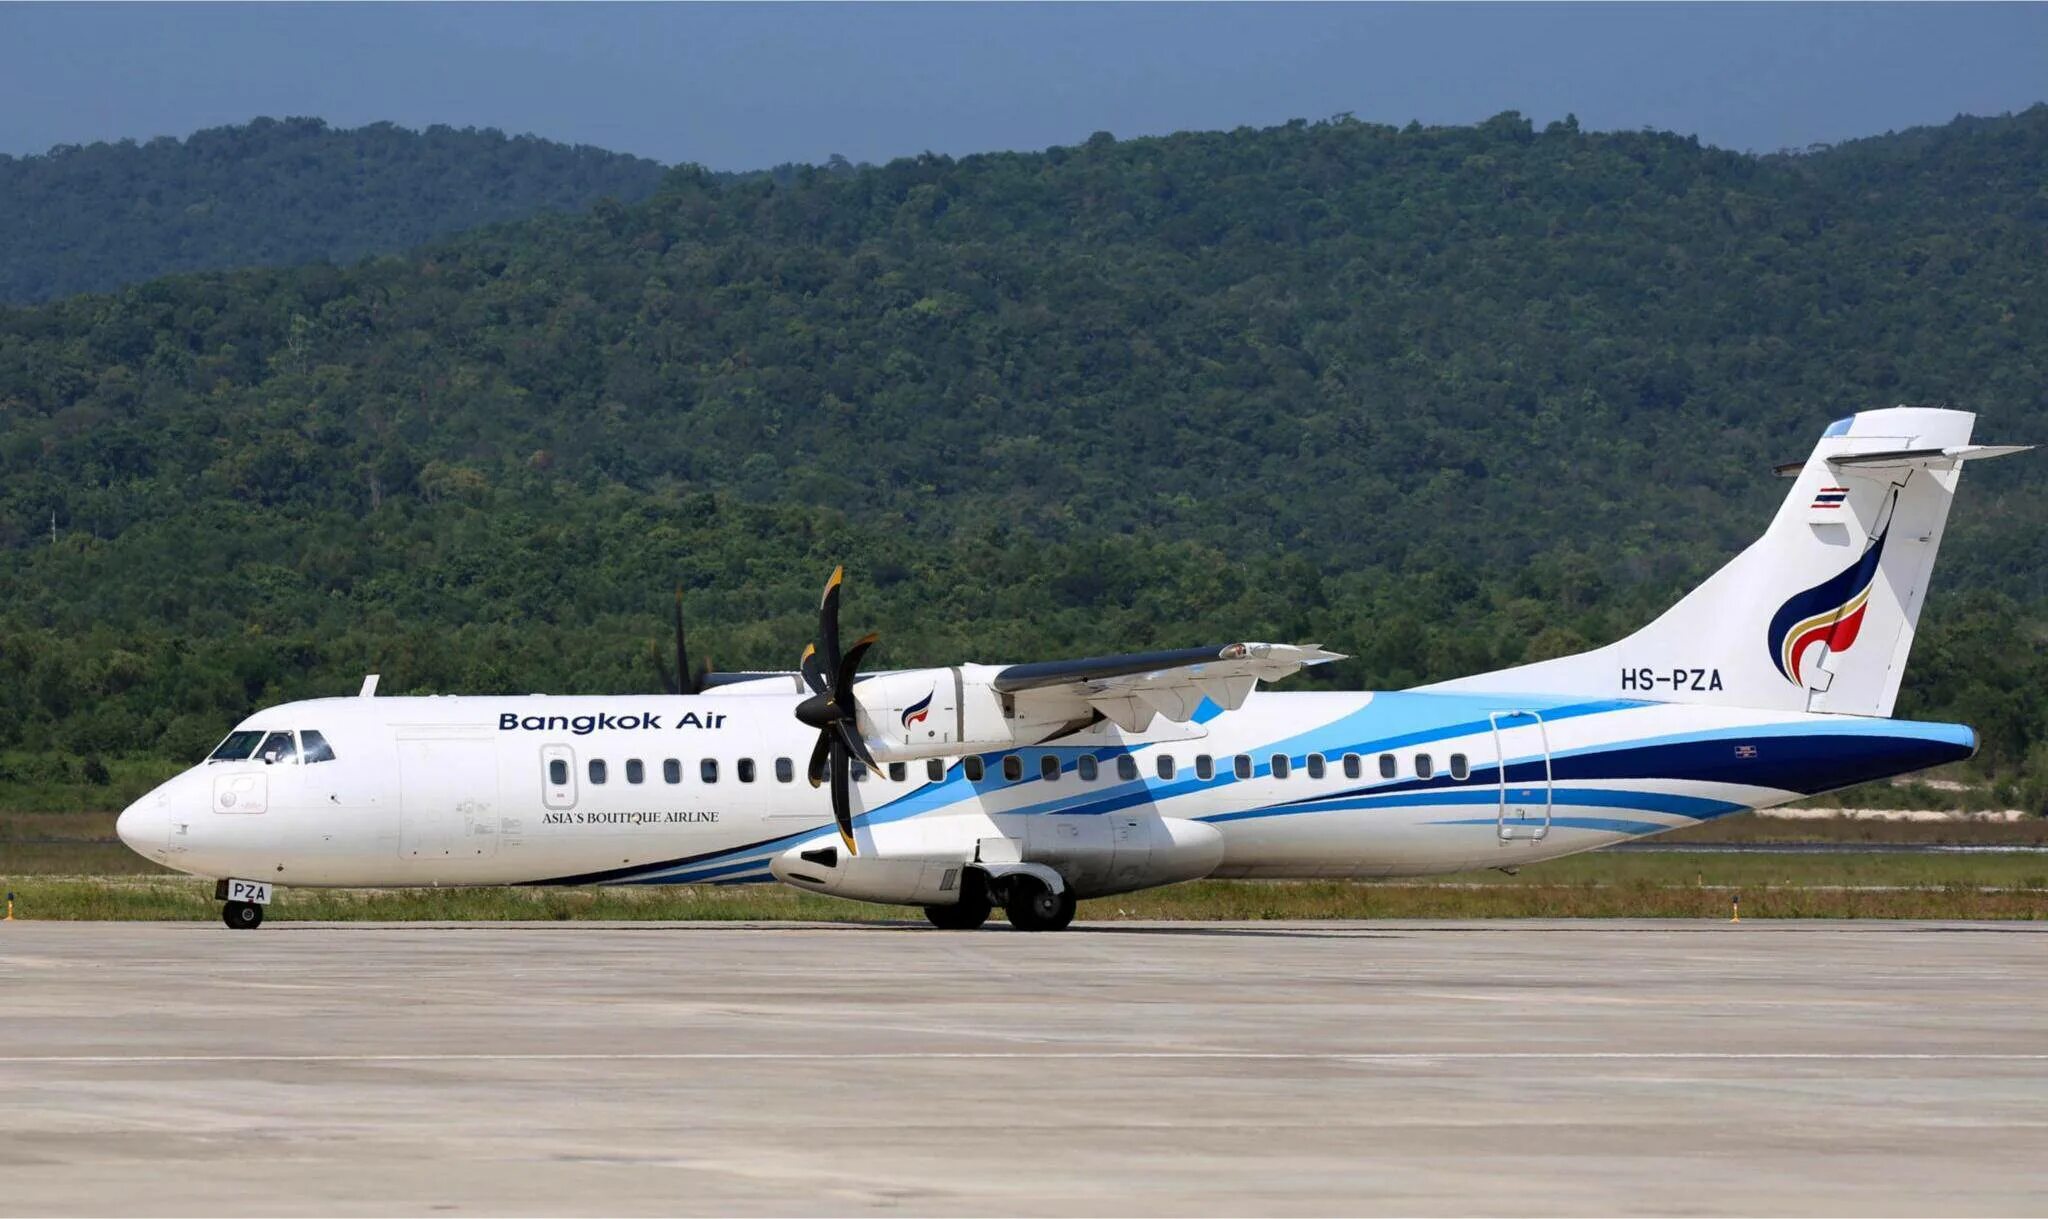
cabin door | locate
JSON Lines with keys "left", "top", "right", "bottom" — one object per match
{"left": 1488, "top": 710, "right": 1553, "bottom": 842}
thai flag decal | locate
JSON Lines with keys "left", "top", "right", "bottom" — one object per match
{"left": 1811, "top": 486, "right": 1850, "bottom": 510}
{"left": 901, "top": 689, "right": 933, "bottom": 730}
{"left": 1765, "top": 524, "right": 1888, "bottom": 687}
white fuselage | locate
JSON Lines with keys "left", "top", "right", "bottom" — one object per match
{"left": 117, "top": 686, "right": 1975, "bottom": 899}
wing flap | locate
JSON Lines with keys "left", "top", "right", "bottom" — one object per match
{"left": 1001, "top": 642, "right": 1345, "bottom": 727}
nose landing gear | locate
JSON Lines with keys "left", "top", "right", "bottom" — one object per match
{"left": 222, "top": 900, "right": 264, "bottom": 930}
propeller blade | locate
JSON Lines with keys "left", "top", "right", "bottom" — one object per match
{"left": 673, "top": 587, "right": 696, "bottom": 696}
{"left": 828, "top": 735, "right": 855, "bottom": 854}
{"left": 836, "top": 631, "right": 879, "bottom": 693}
{"left": 836, "top": 719, "right": 879, "bottom": 770}
{"left": 650, "top": 641, "right": 679, "bottom": 696}
{"left": 799, "top": 643, "right": 826, "bottom": 695}
{"left": 818, "top": 565, "right": 844, "bottom": 672}
{"left": 806, "top": 731, "right": 831, "bottom": 788}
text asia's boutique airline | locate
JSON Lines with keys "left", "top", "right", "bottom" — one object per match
{"left": 118, "top": 407, "right": 2031, "bottom": 929}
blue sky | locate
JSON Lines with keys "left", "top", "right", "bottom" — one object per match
{"left": 2, "top": 3, "right": 2042, "bottom": 166}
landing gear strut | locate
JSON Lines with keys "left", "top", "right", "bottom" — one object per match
{"left": 222, "top": 900, "right": 264, "bottom": 930}
{"left": 1003, "top": 876, "right": 1076, "bottom": 932}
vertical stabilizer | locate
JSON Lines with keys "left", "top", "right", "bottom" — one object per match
{"left": 1424, "top": 407, "right": 2029, "bottom": 717}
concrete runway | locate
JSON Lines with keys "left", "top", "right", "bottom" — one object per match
{"left": 3, "top": 920, "right": 2045, "bottom": 1216}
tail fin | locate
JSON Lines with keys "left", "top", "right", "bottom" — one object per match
{"left": 1425, "top": 406, "right": 2031, "bottom": 717}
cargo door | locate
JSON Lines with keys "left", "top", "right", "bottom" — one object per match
{"left": 398, "top": 736, "right": 502, "bottom": 862}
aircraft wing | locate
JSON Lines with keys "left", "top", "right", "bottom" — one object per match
{"left": 993, "top": 642, "right": 1345, "bottom": 733}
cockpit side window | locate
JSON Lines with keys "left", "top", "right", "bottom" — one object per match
{"left": 300, "top": 730, "right": 336, "bottom": 764}
{"left": 208, "top": 730, "right": 265, "bottom": 762}
{"left": 258, "top": 731, "right": 298, "bottom": 764}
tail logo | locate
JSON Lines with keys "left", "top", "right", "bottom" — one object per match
{"left": 1766, "top": 526, "right": 1888, "bottom": 687}
{"left": 901, "top": 689, "right": 933, "bottom": 730}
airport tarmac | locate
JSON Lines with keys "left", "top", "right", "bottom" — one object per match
{"left": 3, "top": 919, "right": 2045, "bottom": 1216}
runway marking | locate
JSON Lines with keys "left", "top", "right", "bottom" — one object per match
{"left": 6, "top": 1051, "right": 2047, "bottom": 1065}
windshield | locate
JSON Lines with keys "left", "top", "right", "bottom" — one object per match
{"left": 301, "top": 730, "right": 335, "bottom": 764}
{"left": 257, "top": 731, "right": 297, "bottom": 764}
{"left": 208, "top": 730, "right": 265, "bottom": 762}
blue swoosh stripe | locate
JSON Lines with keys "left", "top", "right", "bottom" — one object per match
{"left": 1201, "top": 786, "right": 1744, "bottom": 825}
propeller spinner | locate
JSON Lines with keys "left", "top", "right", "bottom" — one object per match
{"left": 795, "top": 566, "right": 881, "bottom": 854}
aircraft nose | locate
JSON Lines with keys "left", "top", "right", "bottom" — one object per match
{"left": 115, "top": 791, "right": 168, "bottom": 855}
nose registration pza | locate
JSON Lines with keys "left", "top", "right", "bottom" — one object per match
{"left": 216, "top": 878, "right": 274, "bottom": 905}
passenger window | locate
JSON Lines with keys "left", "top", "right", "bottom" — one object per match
{"left": 1040, "top": 755, "right": 1060, "bottom": 781}
{"left": 1078, "top": 756, "right": 1098, "bottom": 781}
{"left": 851, "top": 762, "right": 867, "bottom": 782}
{"left": 589, "top": 759, "right": 608, "bottom": 785}
{"left": 965, "top": 757, "right": 985, "bottom": 782}
{"left": 1306, "top": 753, "right": 1326, "bottom": 780}
{"left": 927, "top": 759, "right": 945, "bottom": 782}
{"left": 1450, "top": 753, "right": 1469, "bottom": 780}
{"left": 1415, "top": 753, "right": 1433, "bottom": 779}
{"left": 663, "top": 758, "right": 681, "bottom": 784}
{"left": 258, "top": 731, "right": 297, "bottom": 764}
{"left": 1157, "top": 755, "right": 1175, "bottom": 780}
{"left": 1378, "top": 753, "right": 1396, "bottom": 779}
{"left": 549, "top": 759, "right": 568, "bottom": 786}
{"left": 739, "top": 758, "right": 757, "bottom": 784}
{"left": 300, "top": 730, "right": 336, "bottom": 764}
{"left": 1271, "top": 754, "right": 1291, "bottom": 779}
{"left": 208, "top": 730, "right": 265, "bottom": 762}
{"left": 700, "top": 759, "right": 718, "bottom": 784}
{"left": 1233, "top": 754, "right": 1252, "bottom": 780}
{"left": 1343, "top": 753, "right": 1361, "bottom": 779}
{"left": 1116, "top": 756, "right": 1138, "bottom": 781}
{"left": 626, "top": 759, "right": 645, "bottom": 785}
{"left": 1195, "top": 755, "right": 1214, "bottom": 780}
{"left": 775, "top": 757, "right": 794, "bottom": 783}
{"left": 888, "top": 761, "right": 906, "bottom": 782}
{"left": 1002, "top": 756, "right": 1022, "bottom": 782}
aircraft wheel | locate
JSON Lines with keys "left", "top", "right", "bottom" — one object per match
{"left": 923, "top": 895, "right": 991, "bottom": 930}
{"left": 1003, "top": 879, "right": 1076, "bottom": 932}
{"left": 222, "top": 900, "right": 264, "bottom": 930}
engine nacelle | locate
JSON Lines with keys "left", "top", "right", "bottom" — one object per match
{"left": 852, "top": 665, "right": 1076, "bottom": 760}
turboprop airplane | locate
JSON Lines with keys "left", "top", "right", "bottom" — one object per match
{"left": 117, "top": 406, "right": 2030, "bottom": 930}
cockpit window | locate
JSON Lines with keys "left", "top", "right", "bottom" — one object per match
{"left": 257, "top": 731, "right": 297, "bottom": 764}
{"left": 300, "top": 730, "right": 336, "bottom": 764}
{"left": 208, "top": 730, "right": 265, "bottom": 762}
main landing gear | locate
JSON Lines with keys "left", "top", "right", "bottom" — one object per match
{"left": 1003, "top": 877, "right": 1076, "bottom": 932}
{"left": 222, "top": 900, "right": 264, "bottom": 930}
{"left": 924, "top": 871, "right": 994, "bottom": 930}
{"left": 921, "top": 871, "right": 1076, "bottom": 932}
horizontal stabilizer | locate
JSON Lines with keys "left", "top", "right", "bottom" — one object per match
{"left": 1773, "top": 443, "right": 2033, "bottom": 477}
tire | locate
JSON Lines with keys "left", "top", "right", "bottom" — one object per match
{"left": 923, "top": 897, "right": 991, "bottom": 930}
{"left": 1003, "top": 879, "right": 1076, "bottom": 932}
{"left": 222, "top": 900, "right": 264, "bottom": 930}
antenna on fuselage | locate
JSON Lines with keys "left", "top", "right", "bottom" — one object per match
{"left": 359, "top": 674, "right": 380, "bottom": 698}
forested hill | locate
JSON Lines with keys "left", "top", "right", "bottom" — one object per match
{"left": 1, "top": 107, "right": 2044, "bottom": 799}
{"left": 0, "top": 117, "right": 671, "bottom": 302}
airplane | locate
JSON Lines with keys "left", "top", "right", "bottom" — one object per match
{"left": 115, "top": 406, "right": 2031, "bottom": 930}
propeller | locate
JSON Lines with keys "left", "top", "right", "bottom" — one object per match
{"left": 651, "top": 586, "right": 711, "bottom": 696}
{"left": 793, "top": 566, "right": 881, "bottom": 854}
